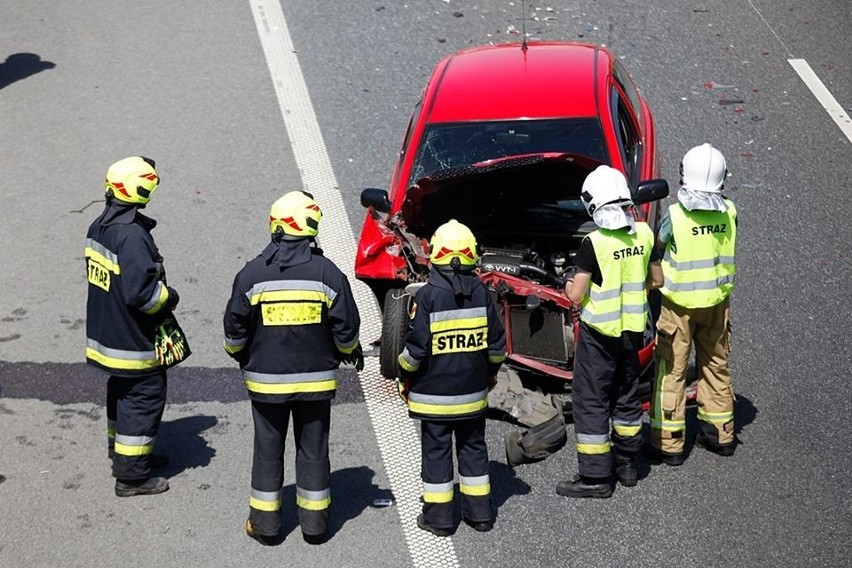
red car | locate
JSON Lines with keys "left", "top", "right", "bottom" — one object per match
{"left": 356, "top": 41, "right": 669, "bottom": 404}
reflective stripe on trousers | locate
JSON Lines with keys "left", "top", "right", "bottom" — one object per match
{"left": 459, "top": 474, "right": 490, "bottom": 497}
{"left": 250, "top": 488, "right": 282, "bottom": 512}
{"left": 107, "top": 372, "right": 167, "bottom": 481}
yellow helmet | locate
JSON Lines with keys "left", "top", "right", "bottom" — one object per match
{"left": 105, "top": 156, "right": 160, "bottom": 205}
{"left": 269, "top": 191, "right": 322, "bottom": 237}
{"left": 429, "top": 219, "right": 478, "bottom": 267}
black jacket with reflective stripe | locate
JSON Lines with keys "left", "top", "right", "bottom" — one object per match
{"left": 223, "top": 239, "right": 361, "bottom": 403}
{"left": 85, "top": 202, "right": 173, "bottom": 377}
{"left": 400, "top": 267, "right": 506, "bottom": 421}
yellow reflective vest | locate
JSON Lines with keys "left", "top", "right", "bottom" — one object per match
{"left": 581, "top": 222, "right": 654, "bottom": 337}
{"left": 661, "top": 201, "right": 737, "bottom": 308}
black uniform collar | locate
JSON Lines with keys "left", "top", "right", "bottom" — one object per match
{"left": 261, "top": 237, "right": 313, "bottom": 268}
{"left": 95, "top": 199, "right": 156, "bottom": 229}
{"left": 429, "top": 265, "right": 479, "bottom": 297}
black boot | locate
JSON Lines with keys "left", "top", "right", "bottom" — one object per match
{"left": 643, "top": 444, "right": 685, "bottom": 466}
{"left": 555, "top": 475, "right": 613, "bottom": 499}
{"left": 614, "top": 453, "right": 638, "bottom": 487}
{"left": 417, "top": 514, "right": 454, "bottom": 537}
{"left": 246, "top": 519, "right": 279, "bottom": 546}
{"left": 696, "top": 433, "right": 735, "bottom": 456}
{"left": 302, "top": 532, "right": 329, "bottom": 545}
{"left": 114, "top": 476, "right": 169, "bottom": 497}
{"left": 462, "top": 515, "right": 494, "bottom": 532}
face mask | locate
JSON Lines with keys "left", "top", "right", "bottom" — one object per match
{"left": 593, "top": 203, "right": 636, "bottom": 234}
{"left": 678, "top": 188, "right": 727, "bottom": 212}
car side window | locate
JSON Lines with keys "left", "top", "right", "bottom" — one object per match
{"left": 611, "top": 87, "right": 641, "bottom": 188}
{"left": 400, "top": 100, "right": 422, "bottom": 161}
{"left": 394, "top": 100, "right": 422, "bottom": 189}
{"left": 612, "top": 59, "right": 643, "bottom": 131}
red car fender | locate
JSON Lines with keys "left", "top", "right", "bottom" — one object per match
{"left": 354, "top": 212, "right": 407, "bottom": 282}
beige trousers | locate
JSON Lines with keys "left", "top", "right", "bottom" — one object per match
{"left": 649, "top": 296, "right": 735, "bottom": 454}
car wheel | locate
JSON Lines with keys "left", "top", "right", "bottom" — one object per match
{"left": 379, "top": 288, "right": 412, "bottom": 380}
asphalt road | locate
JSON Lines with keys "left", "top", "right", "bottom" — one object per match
{"left": 1, "top": 1, "right": 851, "bottom": 567}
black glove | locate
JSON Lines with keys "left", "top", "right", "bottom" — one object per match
{"left": 166, "top": 286, "right": 180, "bottom": 310}
{"left": 341, "top": 344, "right": 365, "bottom": 372}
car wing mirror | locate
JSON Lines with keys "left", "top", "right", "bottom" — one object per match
{"left": 634, "top": 179, "right": 669, "bottom": 205}
{"left": 361, "top": 188, "right": 391, "bottom": 213}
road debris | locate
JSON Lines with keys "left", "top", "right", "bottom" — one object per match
{"left": 705, "top": 80, "right": 736, "bottom": 89}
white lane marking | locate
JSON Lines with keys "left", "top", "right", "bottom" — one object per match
{"left": 249, "top": 2, "right": 460, "bottom": 566}
{"left": 788, "top": 59, "right": 852, "bottom": 145}
{"left": 746, "top": 1, "right": 851, "bottom": 146}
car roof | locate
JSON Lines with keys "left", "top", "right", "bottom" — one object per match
{"left": 425, "top": 42, "right": 605, "bottom": 123}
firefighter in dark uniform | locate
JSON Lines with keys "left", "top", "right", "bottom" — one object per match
{"left": 223, "top": 190, "right": 362, "bottom": 546}
{"left": 557, "top": 166, "right": 662, "bottom": 498}
{"left": 646, "top": 144, "right": 738, "bottom": 465}
{"left": 85, "top": 156, "right": 185, "bottom": 497}
{"left": 397, "top": 219, "right": 506, "bottom": 536}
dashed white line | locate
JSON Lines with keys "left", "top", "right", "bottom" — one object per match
{"left": 248, "top": 2, "right": 460, "bottom": 566}
{"left": 788, "top": 59, "right": 852, "bottom": 145}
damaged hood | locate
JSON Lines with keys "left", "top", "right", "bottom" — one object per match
{"left": 400, "top": 153, "right": 604, "bottom": 236}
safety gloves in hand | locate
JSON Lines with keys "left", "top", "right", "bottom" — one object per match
{"left": 155, "top": 318, "right": 190, "bottom": 366}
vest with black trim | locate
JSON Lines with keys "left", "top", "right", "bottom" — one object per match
{"left": 223, "top": 240, "right": 361, "bottom": 403}
{"left": 398, "top": 269, "right": 506, "bottom": 421}
{"left": 661, "top": 201, "right": 737, "bottom": 308}
{"left": 580, "top": 222, "right": 654, "bottom": 337}
{"left": 85, "top": 206, "right": 172, "bottom": 376}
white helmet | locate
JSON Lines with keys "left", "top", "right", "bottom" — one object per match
{"left": 680, "top": 143, "right": 727, "bottom": 193}
{"left": 581, "top": 165, "right": 632, "bottom": 216}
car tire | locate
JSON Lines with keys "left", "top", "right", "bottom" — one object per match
{"left": 379, "top": 288, "right": 412, "bottom": 380}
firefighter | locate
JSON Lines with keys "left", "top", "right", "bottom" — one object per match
{"left": 556, "top": 166, "right": 662, "bottom": 498}
{"left": 646, "top": 144, "right": 738, "bottom": 465}
{"left": 397, "top": 219, "right": 506, "bottom": 536}
{"left": 223, "top": 190, "right": 362, "bottom": 546}
{"left": 85, "top": 156, "right": 185, "bottom": 497}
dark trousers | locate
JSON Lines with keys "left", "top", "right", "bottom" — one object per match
{"left": 106, "top": 371, "right": 167, "bottom": 481}
{"left": 421, "top": 417, "right": 491, "bottom": 529}
{"left": 249, "top": 400, "right": 331, "bottom": 537}
{"left": 573, "top": 322, "right": 643, "bottom": 479}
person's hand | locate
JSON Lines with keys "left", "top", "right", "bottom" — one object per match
{"left": 397, "top": 379, "right": 410, "bottom": 403}
{"left": 568, "top": 301, "right": 581, "bottom": 322}
{"left": 341, "top": 345, "right": 365, "bottom": 371}
{"left": 166, "top": 286, "right": 180, "bottom": 310}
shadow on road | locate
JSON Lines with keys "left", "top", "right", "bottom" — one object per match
{"left": 156, "top": 415, "right": 218, "bottom": 477}
{"left": 490, "top": 460, "right": 533, "bottom": 509}
{"left": 278, "top": 465, "right": 387, "bottom": 541}
{"left": 0, "top": 53, "right": 55, "bottom": 90}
